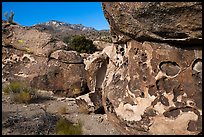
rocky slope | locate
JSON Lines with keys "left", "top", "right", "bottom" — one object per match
{"left": 2, "top": 20, "right": 117, "bottom": 135}
{"left": 2, "top": 21, "right": 89, "bottom": 98}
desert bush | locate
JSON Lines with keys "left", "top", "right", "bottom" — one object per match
{"left": 69, "top": 35, "right": 97, "bottom": 54}
{"left": 3, "top": 82, "right": 22, "bottom": 94}
{"left": 4, "top": 11, "right": 15, "bottom": 24}
{"left": 55, "top": 118, "right": 83, "bottom": 135}
{"left": 2, "top": 82, "right": 37, "bottom": 104}
{"left": 13, "top": 91, "right": 31, "bottom": 104}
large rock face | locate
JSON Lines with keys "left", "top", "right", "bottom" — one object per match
{"left": 102, "top": 2, "right": 202, "bottom": 44}
{"left": 2, "top": 23, "right": 89, "bottom": 97}
{"left": 101, "top": 2, "right": 202, "bottom": 135}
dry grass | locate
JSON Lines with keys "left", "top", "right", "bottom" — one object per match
{"left": 3, "top": 82, "right": 37, "bottom": 104}
{"left": 55, "top": 118, "right": 83, "bottom": 135}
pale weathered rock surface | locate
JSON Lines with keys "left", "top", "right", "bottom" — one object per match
{"left": 84, "top": 51, "right": 108, "bottom": 92}
{"left": 76, "top": 51, "right": 109, "bottom": 113}
{"left": 100, "top": 2, "right": 202, "bottom": 135}
{"left": 2, "top": 22, "right": 88, "bottom": 97}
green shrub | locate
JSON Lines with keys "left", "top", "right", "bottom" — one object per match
{"left": 56, "top": 118, "right": 83, "bottom": 135}
{"left": 2, "top": 82, "right": 37, "bottom": 104}
{"left": 3, "top": 82, "right": 22, "bottom": 94}
{"left": 69, "top": 35, "right": 97, "bottom": 54}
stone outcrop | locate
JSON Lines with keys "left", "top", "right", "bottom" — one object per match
{"left": 100, "top": 2, "right": 202, "bottom": 135}
{"left": 76, "top": 51, "right": 109, "bottom": 114}
{"left": 84, "top": 51, "right": 108, "bottom": 91}
{"left": 2, "top": 22, "right": 89, "bottom": 97}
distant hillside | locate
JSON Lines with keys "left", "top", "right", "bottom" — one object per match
{"left": 31, "top": 20, "right": 112, "bottom": 43}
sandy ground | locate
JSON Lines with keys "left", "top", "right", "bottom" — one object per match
{"left": 2, "top": 90, "right": 123, "bottom": 135}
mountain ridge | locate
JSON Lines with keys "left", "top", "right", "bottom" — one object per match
{"left": 32, "top": 20, "right": 111, "bottom": 43}
{"left": 34, "top": 20, "right": 109, "bottom": 31}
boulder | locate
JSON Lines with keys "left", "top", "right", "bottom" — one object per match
{"left": 101, "top": 2, "right": 202, "bottom": 135}
{"left": 50, "top": 50, "right": 83, "bottom": 64}
{"left": 76, "top": 88, "right": 104, "bottom": 114}
{"left": 2, "top": 22, "right": 68, "bottom": 57}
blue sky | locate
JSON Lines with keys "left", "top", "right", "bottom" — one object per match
{"left": 2, "top": 2, "right": 110, "bottom": 30}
